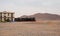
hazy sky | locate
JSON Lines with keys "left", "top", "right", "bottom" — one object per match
{"left": 0, "top": 0, "right": 60, "bottom": 17}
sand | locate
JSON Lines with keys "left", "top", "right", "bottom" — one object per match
{"left": 0, "top": 22, "right": 60, "bottom": 36}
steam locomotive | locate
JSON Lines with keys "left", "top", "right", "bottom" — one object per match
{"left": 14, "top": 17, "right": 36, "bottom": 22}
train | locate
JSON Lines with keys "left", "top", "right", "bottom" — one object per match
{"left": 14, "top": 17, "right": 36, "bottom": 22}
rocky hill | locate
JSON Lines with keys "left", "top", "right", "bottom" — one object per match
{"left": 20, "top": 13, "right": 60, "bottom": 20}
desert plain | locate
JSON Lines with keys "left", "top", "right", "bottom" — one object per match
{"left": 0, "top": 21, "right": 60, "bottom": 36}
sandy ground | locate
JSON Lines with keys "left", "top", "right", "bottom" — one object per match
{"left": 0, "top": 22, "right": 60, "bottom": 36}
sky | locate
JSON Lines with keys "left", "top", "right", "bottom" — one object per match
{"left": 0, "top": 0, "right": 60, "bottom": 17}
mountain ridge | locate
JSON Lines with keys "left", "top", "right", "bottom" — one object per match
{"left": 19, "top": 13, "right": 60, "bottom": 20}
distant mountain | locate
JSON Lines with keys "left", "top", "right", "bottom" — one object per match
{"left": 19, "top": 13, "right": 60, "bottom": 20}
{"left": 20, "top": 15, "right": 28, "bottom": 18}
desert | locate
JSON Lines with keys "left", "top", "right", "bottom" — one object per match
{"left": 0, "top": 21, "right": 60, "bottom": 36}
